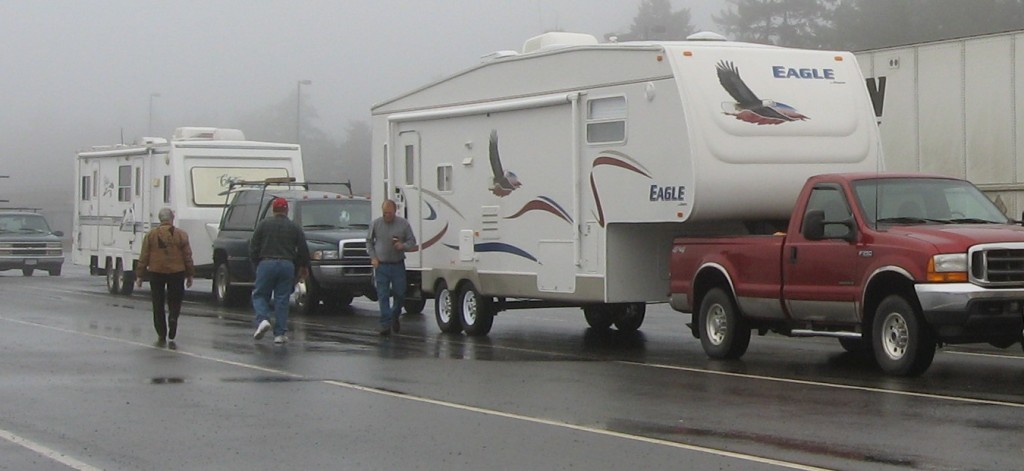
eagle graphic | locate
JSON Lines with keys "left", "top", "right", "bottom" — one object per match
{"left": 488, "top": 130, "right": 521, "bottom": 197}
{"left": 716, "top": 60, "right": 808, "bottom": 125}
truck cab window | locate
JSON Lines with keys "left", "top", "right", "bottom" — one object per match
{"left": 805, "top": 187, "right": 850, "bottom": 238}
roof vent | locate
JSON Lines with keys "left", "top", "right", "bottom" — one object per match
{"left": 173, "top": 127, "right": 246, "bottom": 141}
{"left": 686, "top": 31, "right": 728, "bottom": 41}
{"left": 522, "top": 32, "right": 598, "bottom": 54}
{"left": 481, "top": 50, "right": 519, "bottom": 63}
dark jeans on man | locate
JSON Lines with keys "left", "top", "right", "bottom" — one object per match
{"left": 149, "top": 271, "right": 185, "bottom": 340}
{"left": 375, "top": 261, "right": 407, "bottom": 329}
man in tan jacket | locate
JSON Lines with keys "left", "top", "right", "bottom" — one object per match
{"left": 136, "top": 208, "right": 194, "bottom": 343}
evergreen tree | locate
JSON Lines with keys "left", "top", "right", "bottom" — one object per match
{"left": 714, "top": 0, "right": 834, "bottom": 48}
{"left": 616, "top": 0, "right": 695, "bottom": 41}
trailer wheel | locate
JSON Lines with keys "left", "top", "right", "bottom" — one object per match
{"left": 459, "top": 283, "right": 494, "bottom": 337}
{"left": 118, "top": 259, "right": 135, "bottom": 295}
{"left": 698, "top": 288, "right": 751, "bottom": 359}
{"left": 105, "top": 258, "right": 120, "bottom": 295}
{"left": 872, "top": 295, "right": 936, "bottom": 376}
{"left": 214, "top": 263, "right": 244, "bottom": 307}
{"left": 434, "top": 283, "right": 461, "bottom": 333}
{"left": 403, "top": 298, "right": 426, "bottom": 315}
{"left": 22, "top": 268, "right": 34, "bottom": 276}
{"left": 613, "top": 303, "right": 646, "bottom": 332}
{"left": 583, "top": 305, "right": 614, "bottom": 330}
{"left": 294, "top": 278, "right": 320, "bottom": 315}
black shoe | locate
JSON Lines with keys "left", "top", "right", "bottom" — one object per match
{"left": 168, "top": 322, "right": 177, "bottom": 340}
{"left": 379, "top": 328, "right": 391, "bottom": 336}
{"left": 392, "top": 317, "right": 400, "bottom": 333}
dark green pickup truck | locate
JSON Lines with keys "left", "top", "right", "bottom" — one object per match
{"left": 211, "top": 186, "right": 376, "bottom": 313}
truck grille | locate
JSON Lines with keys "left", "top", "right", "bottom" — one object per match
{"left": 0, "top": 242, "right": 63, "bottom": 257}
{"left": 970, "top": 243, "right": 1024, "bottom": 286}
{"left": 339, "top": 239, "right": 371, "bottom": 265}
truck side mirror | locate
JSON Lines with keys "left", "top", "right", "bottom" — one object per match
{"left": 802, "top": 210, "right": 858, "bottom": 243}
{"left": 802, "top": 210, "right": 826, "bottom": 240}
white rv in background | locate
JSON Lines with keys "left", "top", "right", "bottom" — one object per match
{"left": 856, "top": 30, "right": 1024, "bottom": 217}
{"left": 73, "top": 127, "right": 304, "bottom": 295}
{"left": 371, "top": 32, "right": 882, "bottom": 335}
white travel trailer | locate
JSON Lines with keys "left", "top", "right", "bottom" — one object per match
{"left": 855, "top": 30, "right": 1024, "bottom": 217}
{"left": 371, "top": 32, "right": 882, "bottom": 335}
{"left": 73, "top": 127, "right": 304, "bottom": 295}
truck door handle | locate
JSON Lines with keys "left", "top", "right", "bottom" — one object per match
{"left": 789, "top": 247, "right": 798, "bottom": 264}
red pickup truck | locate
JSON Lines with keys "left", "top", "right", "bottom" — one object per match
{"left": 669, "top": 173, "right": 1024, "bottom": 376}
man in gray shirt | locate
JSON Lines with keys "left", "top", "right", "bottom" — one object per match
{"left": 367, "top": 199, "right": 417, "bottom": 336}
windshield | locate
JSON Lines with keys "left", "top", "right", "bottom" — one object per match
{"left": 297, "top": 200, "right": 371, "bottom": 230}
{"left": 853, "top": 178, "right": 1009, "bottom": 225}
{"left": 0, "top": 214, "right": 52, "bottom": 233}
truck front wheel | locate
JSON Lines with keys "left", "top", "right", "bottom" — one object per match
{"left": 872, "top": 295, "right": 936, "bottom": 376}
{"left": 698, "top": 288, "right": 751, "bottom": 360}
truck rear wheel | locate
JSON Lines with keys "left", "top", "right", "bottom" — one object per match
{"left": 459, "top": 283, "right": 494, "bottom": 337}
{"left": 434, "top": 283, "right": 461, "bottom": 333}
{"left": 214, "top": 263, "right": 245, "bottom": 307}
{"left": 698, "top": 288, "right": 751, "bottom": 359}
{"left": 872, "top": 295, "right": 936, "bottom": 376}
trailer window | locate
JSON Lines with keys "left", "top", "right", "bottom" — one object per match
{"left": 587, "top": 96, "right": 626, "bottom": 144}
{"left": 405, "top": 145, "right": 415, "bottom": 185}
{"left": 437, "top": 165, "right": 452, "bottom": 192}
{"left": 118, "top": 165, "right": 131, "bottom": 202}
{"left": 81, "top": 176, "right": 91, "bottom": 201}
{"left": 163, "top": 176, "right": 171, "bottom": 203}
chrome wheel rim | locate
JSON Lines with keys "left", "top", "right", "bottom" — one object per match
{"left": 437, "top": 289, "right": 453, "bottom": 324}
{"left": 706, "top": 304, "right": 728, "bottom": 346}
{"left": 461, "top": 290, "right": 477, "bottom": 326}
{"left": 880, "top": 312, "right": 909, "bottom": 360}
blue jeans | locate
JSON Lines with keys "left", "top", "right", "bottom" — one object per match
{"left": 375, "top": 262, "right": 406, "bottom": 328}
{"left": 252, "top": 259, "right": 295, "bottom": 336}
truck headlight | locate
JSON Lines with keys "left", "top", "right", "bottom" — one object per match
{"left": 312, "top": 250, "right": 340, "bottom": 261}
{"left": 927, "top": 254, "right": 968, "bottom": 282}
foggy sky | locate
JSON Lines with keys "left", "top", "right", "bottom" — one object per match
{"left": 0, "top": 0, "right": 716, "bottom": 223}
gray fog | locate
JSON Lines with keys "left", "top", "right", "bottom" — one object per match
{"left": 0, "top": 0, "right": 716, "bottom": 232}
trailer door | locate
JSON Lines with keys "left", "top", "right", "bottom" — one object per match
{"left": 396, "top": 131, "right": 422, "bottom": 268}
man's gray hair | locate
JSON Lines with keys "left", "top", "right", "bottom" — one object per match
{"left": 157, "top": 207, "right": 175, "bottom": 223}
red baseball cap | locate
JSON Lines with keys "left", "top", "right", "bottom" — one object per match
{"left": 271, "top": 197, "right": 288, "bottom": 211}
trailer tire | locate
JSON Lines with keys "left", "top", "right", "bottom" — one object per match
{"left": 459, "top": 283, "right": 494, "bottom": 337}
{"left": 118, "top": 260, "right": 135, "bottom": 295}
{"left": 872, "top": 295, "right": 936, "bottom": 376}
{"left": 328, "top": 291, "right": 354, "bottom": 308}
{"left": 613, "top": 303, "right": 646, "bottom": 332}
{"left": 698, "top": 288, "right": 751, "bottom": 360}
{"left": 434, "top": 283, "right": 461, "bottom": 333}
{"left": 105, "top": 258, "right": 120, "bottom": 295}
{"left": 583, "top": 305, "right": 614, "bottom": 330}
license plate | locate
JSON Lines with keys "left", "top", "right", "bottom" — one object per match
{"left": 25, "top": 259, "right": 37, "bottom": 266}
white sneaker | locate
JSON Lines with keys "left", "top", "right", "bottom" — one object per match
{"left": 273, "top": 335, "right": 288, "bottom": 344}
{"left": 254, "top": 320, "right": 271, "bottom": 340}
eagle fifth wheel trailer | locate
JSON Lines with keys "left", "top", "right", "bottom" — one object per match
{"left": 73, "top": 127, "right": 304, "bottom": 296}
{"left": 370, "top": 31, "right": 882, "bottom": 336}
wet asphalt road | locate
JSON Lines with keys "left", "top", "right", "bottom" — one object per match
{"left": 2, "top": 264, "right": 1024, "bottom": 471}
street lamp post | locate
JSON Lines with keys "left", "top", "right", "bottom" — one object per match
{"left": 148, "top": 93, "right": 161, "bottom": 136}
{"left": 296, "top": 80, "right": 312, "bottom": 146}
